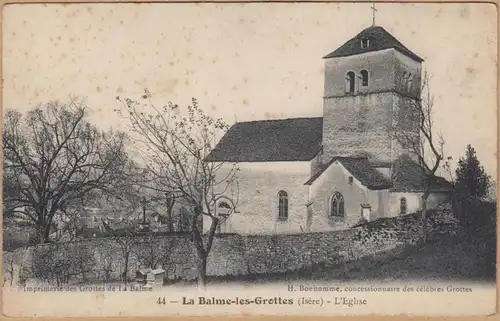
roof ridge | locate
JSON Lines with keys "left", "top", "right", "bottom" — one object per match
{"left": 234, "top": 116, "right": 322, "bottom": 125}
{"left": 373, "top": 26, "right": 416, "bottom": 53}
{"left": 335, "top": 155, "right": 369, "bottom": 160}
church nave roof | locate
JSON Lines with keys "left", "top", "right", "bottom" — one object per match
{"left": 205, "top": 117, "right": 323, "bottom": 162}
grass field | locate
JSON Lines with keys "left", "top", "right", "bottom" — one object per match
{"left": 332, "top": 236, "right": 495, "bottom": 282}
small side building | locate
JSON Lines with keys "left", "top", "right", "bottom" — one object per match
{"left": 146, "top": 268, "right": 166, "bottom": 287}
{"left": 135, "top": 268, "right": 152, "bottom": 284}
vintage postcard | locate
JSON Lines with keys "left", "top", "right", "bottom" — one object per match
{"left": 2, "top": 2, "right": 497, "bottom": 317}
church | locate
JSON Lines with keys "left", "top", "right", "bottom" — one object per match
{"left": 205, "top": 24, "right": 452, "bottom": 235}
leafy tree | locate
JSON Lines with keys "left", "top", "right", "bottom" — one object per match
{"left": 454, "top": 144, "right": 493, "bottom": 241}
{"left": 3, "top": 99, "right": 130, "bottom": 244}
{"left": 455, "top": 144, "right": 491, "bottom": 201}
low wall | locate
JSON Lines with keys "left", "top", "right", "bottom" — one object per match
{"left": 4, "top": 203, "right": 458, "bottom": 286}
{"left": 4, "top": 233, "right": 249, "bottom": 286}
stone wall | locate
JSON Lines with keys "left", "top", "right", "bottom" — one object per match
{"left": 4, "top": 233, "right": 249, "bottom": 286}
{"left": 4, "top": 203, "right": 458, "bottom": 287}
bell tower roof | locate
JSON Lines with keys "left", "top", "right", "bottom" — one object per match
{"left": 323, "top": 26, "right": 424, "bottom": 63}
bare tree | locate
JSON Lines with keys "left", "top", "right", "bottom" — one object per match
{"left": 111, "top": 229, "right": 139, "bottom": 287}
{"left": 392, "top": 72, "right": 446, "bottom": 244}
{"left": 139, "top": 190, "right": 176, "bottom": 232}
{"left": 3, "top": 99, "right": 130, "bottom": 244}
{"left": 133, "top": 231, "right": 167, "bottom": 270}
{"left": 100, "top": 182, "right": 144, "bottom": 286}
{"left": 116, "top": 91, "right": 240, "bottom": 289}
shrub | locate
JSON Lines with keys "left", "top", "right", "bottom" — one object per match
{"left": 29, "top": 242, "right": 96, "bottom": 286}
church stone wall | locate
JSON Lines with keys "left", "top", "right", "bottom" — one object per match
{"left": 308, "top": 161, "right": 384, "bottom": 231}
{"left": 322, "top": 48, "right": 422, "bottom": 164}
{"left": 391, "top": 93, "right": 421, "bottom": 162}
{"left": 322, "top": 92, "right": 394, "bottom": 162}
{"left": 394, "top": 51, "right": 422, "bottom": 97}
{"left": 323, "top": 49, "right": 397, "bottom": 97}
{"left": 388, "top": 192, "right": 451, "bottom": 217}
{"left": 207, "top": 162, "right": 310, "bottom": 235}
{"left": 389, "top": 192, "right": 422, "bottom": 217}
{"left": 368, "top": 189, "right": 390, "bottom": 221}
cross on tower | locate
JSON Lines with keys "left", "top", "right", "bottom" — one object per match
{"left": 371, "top": 3, "right": 378, "bottom": 26}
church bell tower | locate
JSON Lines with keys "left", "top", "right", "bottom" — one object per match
{"left": 321, "top": 25, "right": 423, "bottom": 166}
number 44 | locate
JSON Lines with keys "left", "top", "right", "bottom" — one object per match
{"left": 157, "top": 297, "right": 166, "bottom": 305}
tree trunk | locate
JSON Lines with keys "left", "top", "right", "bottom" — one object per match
{"left": 421, "top": 192, "right": 429, "bottom": 244}
{"left": 167, "top": 208, "right": 174, "bottom": 233}
{"left": 197, "top": 256, "right": 207, "bottom": 290}
{"left": 39, "top": 231, "right": 47, "bottom": 244}
{"left": 165, "top": 194, "right": 175, "bottom": 233}
{"left": 38, "top": 225, "right": 50, "bottom": 244}
{"left": 123, "top": 251, "right": 129, "bottom": 286}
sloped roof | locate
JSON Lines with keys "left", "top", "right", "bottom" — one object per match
{"left": 323, "top": 26, "right": 424, "bottom": 62}
{"left": 137, "top": 268, "right": 152, "bottom": 275}
{"left": 391, "top": 155, "right": 453, "bottom": 192}
{"left": 304, "top": 155, "right": 452, "bottom": 193}
{"left": 304, "top": 157, "right": 393, "bottom": 190}
{"left": 205, "top": 117, "right": 323, "bottom": 162}
{"left": 150, "top": 268, "right": 166, "bottom": 274}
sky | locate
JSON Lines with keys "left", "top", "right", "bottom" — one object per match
{"left": 3, "top": 2, "right": 498, "bottom": 177}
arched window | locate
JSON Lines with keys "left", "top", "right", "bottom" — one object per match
{"left": 216, "top": 201, "right": 232, "bottom": 233}
{"left": 218, "top": 201, "right": 231, "bottom": 210}
{"left": 400, "top": 197, "right": 407, "bottom": 215}
{"left": 406, "top": 73, "right": 413, "bottom": 91}
{"left": 345, "top": 71, "right": 355, "bottom": 93}
{"left": 360, "top": 70, "right": 369, "bottom": 87}
{"left": 361, "top": 37, "right": 370, "bottom": 49}
{"left": 331, "top": 192, "right": 345, "bottom": 217}
{"left": 278, "top": 190, "right": 288, "bottom": 219}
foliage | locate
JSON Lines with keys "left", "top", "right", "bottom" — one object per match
{"left": 352, "top": 226, "right": 399, "bottom": 257}
{"left": 353, "top": 203, "right": 460, "bottom": 250}
{"left": 3, "top": 99, "right": 130, "bottom": 244}
{"left": 28, "top": 242, "right": 95, "bottom": 286}
{"left": 455, "top": 144, "right": 491, "bottom": 201}
{"left": 452, "top": 145, "right": 493, "bottom": 238}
